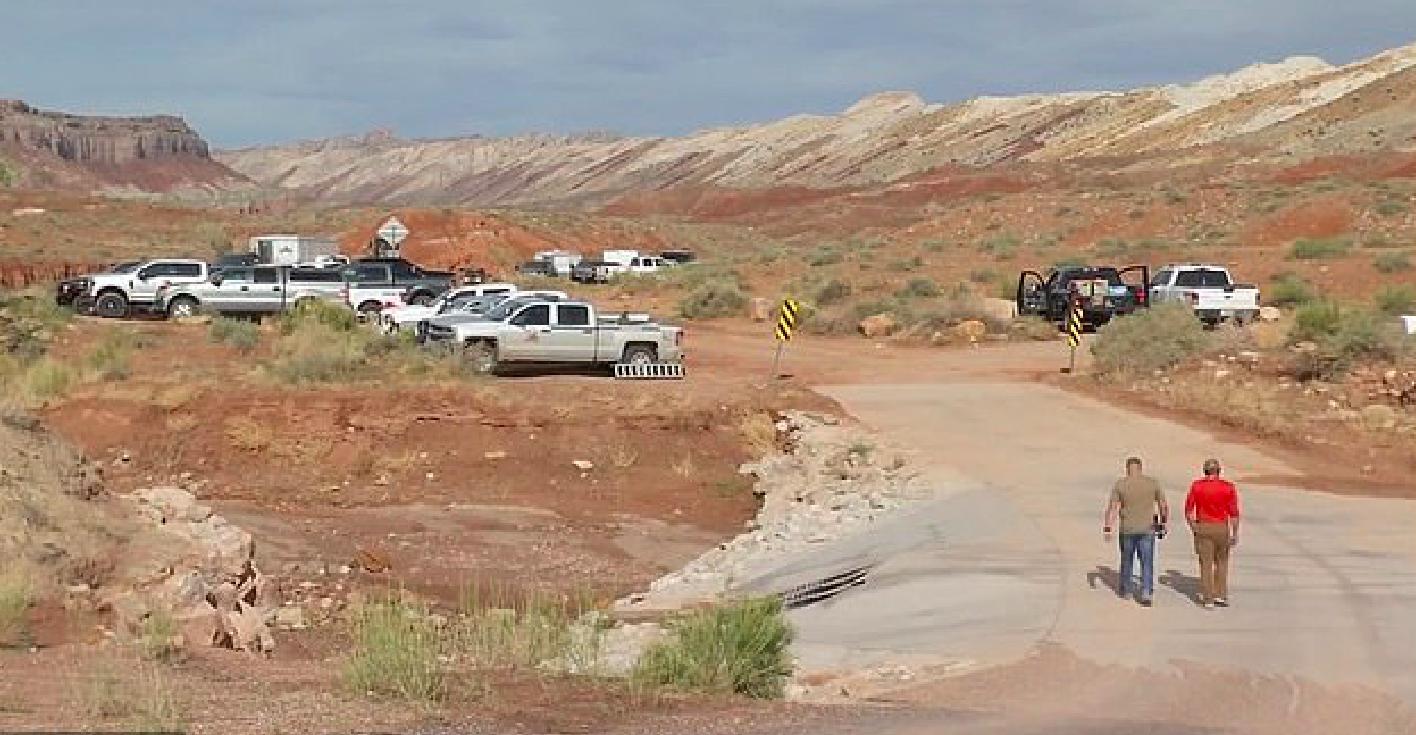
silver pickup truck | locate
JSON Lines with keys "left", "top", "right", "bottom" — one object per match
{"left": 452, "top": 299, "right": 683, "bottom": 373}
{"left": 154, "top": 265, "right": 346, "bottom": 318}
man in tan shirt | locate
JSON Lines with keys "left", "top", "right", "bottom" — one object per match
{"left": 1104, "top": 456, "right": 1169, "bottom": 606}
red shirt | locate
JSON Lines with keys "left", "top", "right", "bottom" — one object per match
{"left": 1185, "top": 477, "right": 1240, "bottom": 524}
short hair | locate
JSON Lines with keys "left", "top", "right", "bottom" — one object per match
{"left": 1125, "top": 456, "right": 1143, "bottom": 468}
{"left": 1203, "top": 458, "right": 1222, "bottom": 476}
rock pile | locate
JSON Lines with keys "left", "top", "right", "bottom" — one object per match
{"left": 107, "top": 487, "right": 278, "bottom": 655}
{"left": 621, "top": 411, "right": 929, "bottom": 610}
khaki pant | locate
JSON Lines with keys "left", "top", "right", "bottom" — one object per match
{"left": 1192, "top": 522, "right": 1232, "bottom": 602}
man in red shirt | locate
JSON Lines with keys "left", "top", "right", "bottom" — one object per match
{"left": 1184, "top": 458, "right": 1241, "bottom": 608}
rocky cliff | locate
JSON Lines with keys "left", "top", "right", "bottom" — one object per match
{"left": 218, "top": 40, "right": 1416, "bottom": 208}
{"left": 0, "top": 100, "right": 244, "bottom": 193}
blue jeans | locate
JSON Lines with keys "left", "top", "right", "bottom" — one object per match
{"left": 1118, "top": 532, "right": 1156, "bottom": 598}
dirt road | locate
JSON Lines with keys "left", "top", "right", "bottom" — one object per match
{"left": 694, "top": 332, "right": 1416, "bottom": 734}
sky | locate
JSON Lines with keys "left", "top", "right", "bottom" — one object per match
{"left": 1, "top": 1, "right": 1414, "bottom": 149}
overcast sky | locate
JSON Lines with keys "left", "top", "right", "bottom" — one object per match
{"left": 2, "top": 1, "right": 1413, "bottom": 148}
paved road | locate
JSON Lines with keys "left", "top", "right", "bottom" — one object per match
{"left": 740, "top": 381, "right": 1416, "bottom": 733}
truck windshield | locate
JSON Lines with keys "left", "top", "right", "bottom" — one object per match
{"left": 1175, "top": 270, "right": 1230, "bottom": 287}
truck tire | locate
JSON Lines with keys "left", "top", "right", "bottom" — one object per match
{"left": 621, "top": 344, "right": 657, "bottom": 366}
{"left": 408, "top": 291, "right": 434, "bottom": 307}
{"left": 356, "top": 301, "right": 382, "bottom": 322}
{"left": 94, "top": 291, "right": 129, "bottom": 319}
{"left": 166, "top": 296, "right": 199, "bottom": 320}
{"left": 465, "top": 341, "right": 499, "bottom": 375}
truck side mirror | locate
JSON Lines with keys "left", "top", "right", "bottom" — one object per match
{"left": 210, "top": 274, "right": 224, "bottom": 286}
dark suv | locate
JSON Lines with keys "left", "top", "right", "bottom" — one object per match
{"left": 1016, "top": 265, "right": 1149, "bottom": 327}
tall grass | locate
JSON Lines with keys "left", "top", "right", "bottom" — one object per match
{"left": 455, "top": 583, "right": 601, "bottom": 674}
{"left": 75, "top": 659, "right": 183, "bottom": 730}
{"left": 0, "top": 566, "right": 33, "bottom": 647}
{"left": 632, "top": 597, "right": 793, "bottom": 699}
{"left": 342, "top": 598, "right": 446, "bottom": 701}
{"left": 84, "top": 329, "right": 142, "bottom": 381}
{"left": 1289, "top": 236, "right": 1352, "bottom": 260}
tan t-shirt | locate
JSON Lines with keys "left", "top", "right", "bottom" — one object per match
{"left": 1111, "top": 475, "right": 1164, "bottom": 534}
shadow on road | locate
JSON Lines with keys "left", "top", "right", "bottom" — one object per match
{"left": 1086, "top": 565, "right": 1123, "bottom": 596}
{"left": 1159, "top": 569, "right": 1204, "bottom": 605}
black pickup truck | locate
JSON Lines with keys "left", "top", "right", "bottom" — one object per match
{"left": 1016, "top": 265, "right": 1149, "bottom": 328}
{"left": 342, "top": 258, "right": 454, "bottom": 307}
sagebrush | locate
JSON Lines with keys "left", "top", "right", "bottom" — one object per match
{"left": 1091, "top": 303, "right": 1210, "bottom": 376}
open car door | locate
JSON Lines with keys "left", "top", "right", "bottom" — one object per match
{"left": 1016, "top": 270, "right": 1047, "bottom": 316}
{"left": 1118, "top": 265, "right": 1150, "bottom": 309}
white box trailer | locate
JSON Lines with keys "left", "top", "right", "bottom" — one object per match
{"left": 602, "top": 249, "right": 639, "bottom": 266}
{"left": 533, "top": 249, "right": 582, "bottom": 276}
{"left": 248, "top": 234, "right": 339, "bottom": 267}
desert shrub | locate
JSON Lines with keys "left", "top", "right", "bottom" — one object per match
{"left": 811, "top": 278, "right": 851, "bottom": 307}
{"left": 1376, "top": 200, "right": 1409, "bottom": 217}
{"left": 0, "top": 566, "right": 33, "bottom": 647}
{"left": 139, "top": 609, "right": 181, "bottom": 662}
{"left": 85, "top": 330, "right": 141, "bottom": 381}
{"left": 1091, "top": 302, "right": 1211, "bottom": 376}
{"left": 679, "top": 282, "right": 747, "bottom": 319}
{"left": 895, "top": 277, "right": 940, "bottom": 300}
{"left": 632, "top": 597, "right": 793, "bottom": 699}
{"left": 76, "top": 659, "right": 183, "bottom": 730}
{"left": 978, "top": 234, "right": 1020, "bottom": 260}
{"left": 968, "top": 268, "right": 997, "bottom": 284}
{"left": 342, "top": 598, "right": 446, "bottom": 701}
{"left": 279, "top": 298, "right": 357, "bottom": 335}
{"left": 888, "top": 256, "right": 924, "bottom": 273}
{"left": 267, "top": 321, "right": 366, "bottom": 383}
{"left": 1267, "top": 273, "right": 1315, "bottom": 306}
{"left": 1291, "top": 301, "right": 1344, "bottom": 343}
{"left": 1376, "top": 284, "right": 1416, "bottom": 316}
{"left": 805, "top": 245, "right": 843, "bottom": 267}
{"left": 1289, "top": 302, "right": 1406, "bottom": 378}
{"left": 1374, "top": 251, "right": 1412, "bottom": 274}
{"left": 19, "top": 358, "right": 73, "bottom": 401}
{"left": 1289, "top": 237, "right": 1352, "bottom": 260}
{"left": 208, "top": 317, "right": 260, "bottom": 353}
{"left": 1010, "top": 316, "right": 1060, "bottom": 341}
{"left": 1052, "top": 256, "right": 1085, "bottom": 269}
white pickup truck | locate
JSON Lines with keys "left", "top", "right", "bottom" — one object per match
{"left": 451, "top": 299, "right": 683, "bottom": 374}
{"left": 378, "top": 283, "right": 518, "bottom": 333}
{"left": 1148, "top": 264, "right": 1261, "bottom": 325}
{"left": 88, "top": 258, "right": 211, "bottom": 318}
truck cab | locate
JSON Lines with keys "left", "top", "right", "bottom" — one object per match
{"left": 89, "top": 258, "right": 210, "bottom": 318}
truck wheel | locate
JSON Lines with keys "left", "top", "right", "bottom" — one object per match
{"left": 409, "top": 292, "right": 434, "bottom": 307}
{"left": 356, "top": 301, "right": 382, "bottom": 322}
{"left": 94, "top": 292, "right": 129, "bottom": 319}
{"left": 465, "top": 342, "right": 498, "bottom": 375}
{"left": 621, "top": 345, "right": 657, "bottom": 366}
{"left": 166, "top": 296, "right": 199, "bottom": 320}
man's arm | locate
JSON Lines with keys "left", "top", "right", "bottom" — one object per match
{"left": 1228, "top": 485, "right": 1241, "bottom": 545}
{"left": 1184, "top": 485, "right": 1198, "bottom": 526}
{"left": 1156, "top": 492, "right": 1170, "bottom": 526}
{"left": 1104, "top": 491, "right": 1120, "bottom": 532}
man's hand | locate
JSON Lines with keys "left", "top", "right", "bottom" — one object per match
{"left": 1229, "top": 533, "right": 1239, "bottom": 548}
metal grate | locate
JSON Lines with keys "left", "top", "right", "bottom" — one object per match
{"left": 781, "top": 565, "right": 871, "bottom": 610}
{"left": 614, "top": 362, "right": 685, "bottom": 380}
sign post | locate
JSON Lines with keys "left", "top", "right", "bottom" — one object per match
{"left": 772, "top": 298, "right": 801, "bottom": 378}
{"left": 1063, "top": 297, "right": 1083, "bottom": 373}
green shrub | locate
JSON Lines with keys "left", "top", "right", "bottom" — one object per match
{"left": 21, "top": 358, "right": 73, "bottom": 400}
{"left": 1267, "top": 274, "right": 1315, "bottom": 306}
{"left": 279, "top": 298, "right": 357, "bottom": 335}
{"left": 1375, "top": 284, "right": 1416, "bottom": 316}
{"left": 979, "top": 234, "right": 1020, "bottom": 260}
{"left": 888, "top": 256, "right": 924, "bottom": 273}
{"left": 85, "top": 330, "right": 141, "bottom": 381}
{"left": 1091, "top": 303, "right": 1211, "bottom": 376}
{"left": 968, "top": 268, "right": 997, "bottom": 284}
{"left": 895, "top": 277, "right": 940, "bottom": 300}
{"left": 139, "top": 609, "right": 180, "bottom": 662}
{"left": 806, "top": 246, "right": 843, "bottom": 267}
{"left": 1376, "top": 200, "right": 1409, "bottom": 217}
{"left": 455, "top": 583, "right": 598, "bottom": 673}
{"left": 1289, "top": 237, "right": 1352, "bottom": 260}
{"left": 1291, "top": 301, "right": 1343, "bottom": 343}
{"left": 678, "top": 282, "right": 747, "bottom": 319}
{"left": 208, "top": 317, "right": 260, "bottom": 353}
{"left": 811, "top": 278, "right": 852, "bottom": 307}
{"left": 1374, "top": 251, "right": 1412, "bottom": 274}
{"left": 632, "top": 598, "right": 793, "bottom": 699}
{"left": 342, "top": 599, "right": 445, "bottom": 701}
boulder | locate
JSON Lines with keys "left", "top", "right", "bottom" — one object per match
{"left": 750, "top": 297, "right": 771, "bottom": 322}
{"left": 858, "top": 314, "right": 898, "bottom": 339}
{"left": 980, "top": 298, "right": 1017, "bottom": 323}
{"left": 1258, "top": 306, "right": 1282, "bottom": 323}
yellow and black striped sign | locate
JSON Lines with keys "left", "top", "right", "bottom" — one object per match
{"left": 1065, "top": 300, "right": 1083, "bottom": 348}
{"left": 775, "top": 298, "right": 801, "bottom": 342}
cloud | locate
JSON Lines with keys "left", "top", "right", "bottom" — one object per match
{"left": 0, "top": 1, "right": 1411, "bottom": 147}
